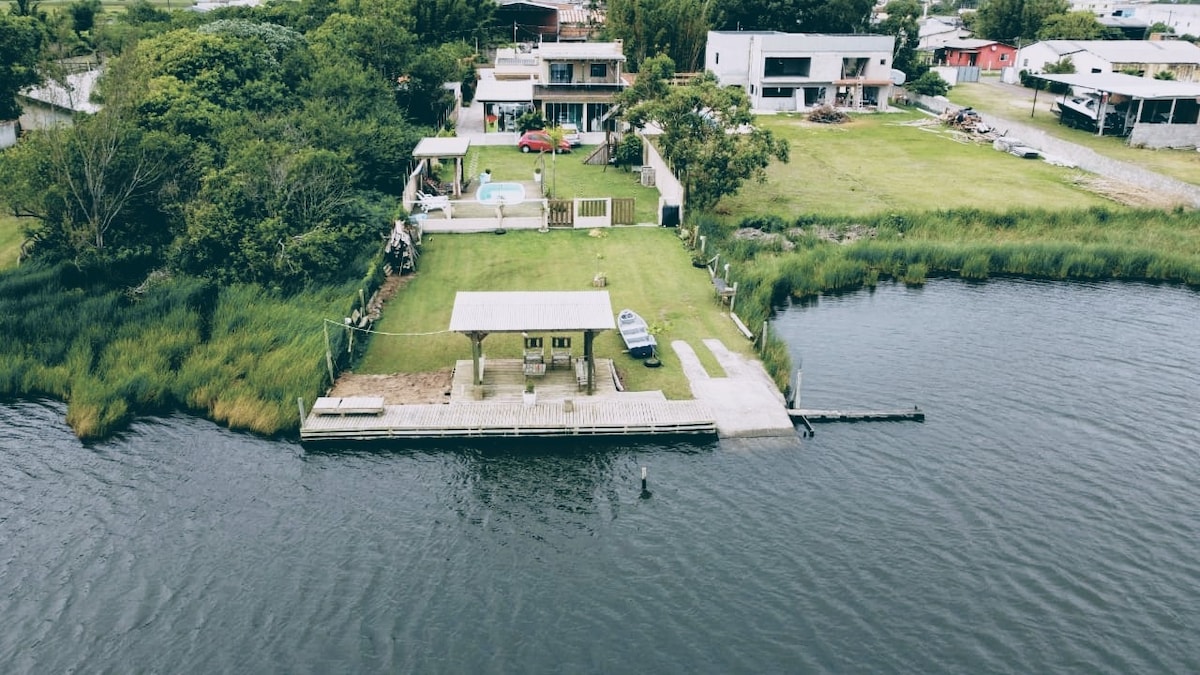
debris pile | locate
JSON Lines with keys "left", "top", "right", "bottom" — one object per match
{"left": 940, "top": 106, "right": 993, "bottom": 135}
{"left": 807, "top": 105, "right": 850, "bottom": 124}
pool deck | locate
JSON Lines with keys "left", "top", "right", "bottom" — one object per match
{"left": 299, "top": 340, "right": 799, "bottom": 442}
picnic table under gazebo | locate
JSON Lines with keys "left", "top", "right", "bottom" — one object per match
{"left": 412, "top": 137, "right": 471, "bottom": 196}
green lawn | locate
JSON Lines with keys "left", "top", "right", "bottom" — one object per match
{"left": 948, "top": 79, "right": 1200, "bottom": 187}
{"left": 717, "top": 110, "right": 1108, "bottom": 218}
{"left": 0, "top": 215, "right": 24, "bottom": 271}
{"left": 356, "top": 227, "right": 752, "bottom": 399}
{"left": 464, "top": 145, "right": 662, "bottom": 224}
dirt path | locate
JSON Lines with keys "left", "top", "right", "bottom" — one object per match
{"left": 937, "top": 81, "right": 1200, "bottom": 208}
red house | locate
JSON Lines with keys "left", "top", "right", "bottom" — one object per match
{"left": 934, "top": 39, "right": 1017, "bottom": 71}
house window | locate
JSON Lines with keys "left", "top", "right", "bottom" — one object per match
{"left": 1000, "top": 53, "right": 1009, "bottom": 62}
{"left": 762, "top": 87, "right": 794, "bottom": 98}
{"left": 590, "top": 63, "right": 607, "bottom": 78}
{"left": 1091, "top": 68, "right": 1102, "bottom": 73}
{"left": 550, "top": 63, "right": 574, "bottom": 84}
{"left": 715, "top": 53, "right": 720, "bottom": 64}
{"left": 880, "top": 59, "right": 887, "bottom": 65}
{"left": 764, "top": 57, "right": 811, "bottom": 77}
{"left": 841, "top": 57, "right": 869, "bottom": 78}
{"left": 1023, "top": 58, "right": 1029, "bottom": 67}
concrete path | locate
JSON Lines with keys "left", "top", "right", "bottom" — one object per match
{"left": 671, "top": 339, "right": 796, "bottom": 439}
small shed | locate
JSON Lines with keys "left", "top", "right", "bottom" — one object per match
{"left": 448, "top": 291, "right": 617, "bottom": 393}
{"left": 412, "top": 137, "right": 471, "bottom": 196}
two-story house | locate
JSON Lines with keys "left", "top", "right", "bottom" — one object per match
{"left": 534, "top": 41, "right": 627, "bottom": 132}
{"left": 704, "top": 31, "right": 897, "bottom": 112}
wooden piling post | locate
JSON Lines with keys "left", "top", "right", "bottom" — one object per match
{"left": 323, "top": 323, "right": 335, "bottom": 384}
{"left": 729, "top": 281, "right": 738, "bottom": 314}
{"left": 297, "top": 397, "right": 306, "bottom": 430}
{"left": 699, "top": 235, "right": 707, "bottom": 254}
{"left": 760, "top": 320, "right": 769, "bottom": 352}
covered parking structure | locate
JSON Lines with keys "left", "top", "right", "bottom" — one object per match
{"left": 1034, "top": 72, "right": 1200, "bottom": 148}
{"left": 448, "top": 291, "right": 617, "bottom": 393}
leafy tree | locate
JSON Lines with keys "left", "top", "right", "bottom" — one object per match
{"left": 1148, "top": 22, "right": 1174, "bottom": 36}
{"left": 712, "top": 0, "right": 873, "bottom": 33}
{"left": 1044, "top": 56, "right": 1075, "bottom": 74}
{"left": 909, "top": 70, "right": 949, "bottom": 96}
{"left": 605, "top": 0, "right": 713, "bottom": 72}
{"left": 0, "top": 13, "right": 45, "bottom": 120}
{"left": 973, "top": 0, "right": 1068, "bottom": 41}
{"left": 516, "top": 110, "right": 546, "bottom": 132}
{"left": 878, "top": 0, "right": 924, "bottom": 79}
{"left": 308, "top": 3, "right": 417, "bottom": 84}
{"left": 409, "top": 0, "right": 493, "bottom": 46}
{"left": 67, "top": 0, "right": 101, "bottom": 34}
{"left": 1036, "top": 11, "right": 1105, "bottom": 40}
{"left": 622, "top": 72, "right": 789, "bottom": 211}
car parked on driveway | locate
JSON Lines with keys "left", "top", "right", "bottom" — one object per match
{"left": 517, "top": 130, "right": 571, "bottom": 153}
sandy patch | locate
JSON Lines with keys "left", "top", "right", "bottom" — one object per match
{"left": 328, "top": 370, "right": 453, "bottom": 405}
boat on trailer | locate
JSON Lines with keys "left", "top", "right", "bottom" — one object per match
{"left": 617, "top": 309, "right": 657, "bottom": 359}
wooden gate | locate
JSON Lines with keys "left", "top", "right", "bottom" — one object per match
{"left": 612, "top": 198, "right": 635, "bottom": 225}
{"left": 547, "top": 199, "right": 573, "bottom": 227}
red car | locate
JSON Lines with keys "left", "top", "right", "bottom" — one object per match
{"left": 517, "top": 130, "right": 571, "bottom": 153}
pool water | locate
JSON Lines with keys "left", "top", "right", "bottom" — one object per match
{"left": 476, "top": 182, "right": 526, "bottom": 205}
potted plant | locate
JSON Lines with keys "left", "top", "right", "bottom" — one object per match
{"left": 533, "top": 167, "right": 542, "bottom": 184}
{"left": 523, "top": 380, "right": 537, "bottom": 406}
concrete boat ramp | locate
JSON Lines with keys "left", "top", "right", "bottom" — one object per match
{"left": 299, "top": 340, "right": 799, "bottom": 443}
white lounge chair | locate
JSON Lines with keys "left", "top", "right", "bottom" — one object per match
{"left": 417, "top": 191, "right": 452, "bottom": 218}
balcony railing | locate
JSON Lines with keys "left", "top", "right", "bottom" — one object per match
{"left": 534, "top": 82, "right": 627, "bottom": 95}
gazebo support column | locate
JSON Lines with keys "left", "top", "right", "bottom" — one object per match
{"left": 583, "top": 330, "right": 596, "bottom": 394}
{"left": 467, "top": 332, "right": 488, "bottom": 384}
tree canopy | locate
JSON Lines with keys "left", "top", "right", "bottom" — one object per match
{"left": 712, "top": 0, "right": 874, "bottom": 33}
{"left": 0, "top": 13, "right": 45, "bottom": 120}
{"left": 1036, "top": 11, "right": 1106, "bottom": 40}
{"left": 878, "top": 0, "right": 924, "bottom": 79}
{"left": 971, "top": 0, "right": 1069, "bottom": 41}
{"left": 605, "top": 0, "right": 713, "bottom": 72}
{"left": 620, "top": 63, "right": 789, "bottom": 211}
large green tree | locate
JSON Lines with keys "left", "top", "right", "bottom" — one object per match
{"left": 878, "top": 0, "right": 924, "bottom": 79}
{"left": 973, "top": 0, "right": 1069, "bottom": 41}
{"left": 0, "top": 13, "right": 45, "bottom": 120}
{"left": 1036, "top": 11, "right": 1106, "bottom": 40}
{"left": 605, "top": 0, "right": 713, "bottom": 72}
{"left": 622, "top": 68, "right": 789, "bottom": 210}
{"left": 712, "top": 0, "right": 873, "bottom": 33}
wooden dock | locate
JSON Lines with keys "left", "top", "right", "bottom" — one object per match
{"left": 301, "top": 399, "right": 716, "bottom": 441}
{"left": 300, "top": 358, "right": 717, "bottom": 442}
{"left": 787, "top": 408, "right": 925, "bottom": 422}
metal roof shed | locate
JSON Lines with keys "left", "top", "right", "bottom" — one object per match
{"left": 412, "top": 137, "right": 471, "bottom": 196}
{"left": 449, "top": 291, "right": 617, "bottom": 392}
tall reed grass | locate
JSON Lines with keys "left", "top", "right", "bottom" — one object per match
{"left": 0, "top": 246, "right": 380, "bottom": 439}
{"left": 693, "top": 207, "right": 1200, "bottom": 389}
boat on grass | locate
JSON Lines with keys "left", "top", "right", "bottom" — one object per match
{"left": 617, "top": 309, "right": 657, "bottom": 359}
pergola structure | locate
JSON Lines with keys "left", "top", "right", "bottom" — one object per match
{"left": 412, "top": 137, "right": 471, "bottom": 196}
{"left": 448, "top": 291, "right": 617, "bottom": 393}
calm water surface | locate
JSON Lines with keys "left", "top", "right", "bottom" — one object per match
{"left": 2, "top": 279, "right": 1198, "bottom": 673}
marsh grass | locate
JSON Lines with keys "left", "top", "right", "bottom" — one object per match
{"left": 0, "top": 254, "right": 377, "bottom": 439}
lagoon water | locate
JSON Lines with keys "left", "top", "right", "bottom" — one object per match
{"left": 2, "top": 279, "right": 1199, "bottom": 673}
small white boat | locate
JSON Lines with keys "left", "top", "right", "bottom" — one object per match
{"left": 617, "top": 309, "right": 657, "bottom": 359}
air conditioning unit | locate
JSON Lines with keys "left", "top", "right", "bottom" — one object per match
{"left": 639, "top": 166, "right": 656, "bottom": 187}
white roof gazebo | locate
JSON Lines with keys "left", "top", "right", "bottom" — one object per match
{"left": 448, "top": 291, "right": 617, "bottom": 392}
{"left": 412, "top": 137, "right": 471, "bottom": 196}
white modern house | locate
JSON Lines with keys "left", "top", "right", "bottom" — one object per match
{"left": 1018, "top": 39, "right": 1200, "bottom": 82}
{"left": 704, "top": 31, "right": 897, "bottom": 112}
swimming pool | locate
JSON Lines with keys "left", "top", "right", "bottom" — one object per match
{"left": 476, "top": 182, "right": 526, "bottom": 205}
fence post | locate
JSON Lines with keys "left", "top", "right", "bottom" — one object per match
{"left": 699, "top": 235, "right": 706, "bottom": 254}
{"left": 323, "top": 322, "right": 335, "bottom": 384}
{"left": 760, "top": 320, "right": 769, "bottom": 352}
{"left": 729, "top": 282, "right": 738, "bottom": 314}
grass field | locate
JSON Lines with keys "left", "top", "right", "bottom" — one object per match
{"left": 0, "top": 215, "right": 25, "bottom": 271}
{"left": 356, "top": 228, "right": 753, "bottom": 399}
{"left": 947, "top": 78, "right": 1200, "bottom": 187}
{"left": 465, "top": 146, "right": 662, "bottom": 224}
{"left": 717, "top": 110, "right": 1109, "bottom": 218}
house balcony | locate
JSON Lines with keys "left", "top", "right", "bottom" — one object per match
{"left": 534, "top": 82, "right": 627, "bottom": 100}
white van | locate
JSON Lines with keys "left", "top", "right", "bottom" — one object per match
{"left": 560, "top": 122, "right": 582, "bottom": 147}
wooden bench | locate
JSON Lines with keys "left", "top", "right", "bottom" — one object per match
{"left": 312, "top": 396, "right": 386, "bottom": 416}
{"left": 575, "top": 358, "right": 589, "bottom": 391}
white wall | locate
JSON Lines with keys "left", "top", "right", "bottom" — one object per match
{"left": 0, "top": 120, "right": 17, "bottom": 149}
